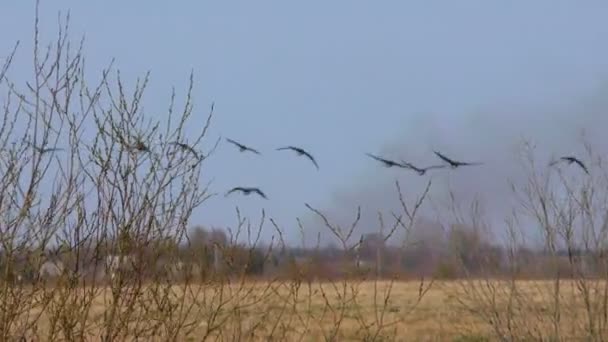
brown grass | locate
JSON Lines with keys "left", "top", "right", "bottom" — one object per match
{"left": 18, "top": 280, "right": 605, "bottom": 341}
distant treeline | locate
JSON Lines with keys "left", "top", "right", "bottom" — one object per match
{"left": 2, "top": 224, "right": 604, "bottom": 284}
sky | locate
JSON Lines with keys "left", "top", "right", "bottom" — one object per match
{"left": 2, "top": 1, "right": 608, "bottom": 246}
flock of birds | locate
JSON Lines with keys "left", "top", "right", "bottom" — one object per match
{"left": 22, "top": 134, "right": 591, "bottom": 201}
{"left": 221, "top": 137, "right": 591, "bottom": 200}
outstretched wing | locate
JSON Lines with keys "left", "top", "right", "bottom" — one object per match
{"left": 225, "top": 187, "right": 244, "bottom": 197}
{"left": 301, "top": 151, "right": 319, "bottom": 170}
{"left": 548, "top": 159, "right": 562, "bottom": 167}
{"left": 366, "top": 153, "right": 385, "bottom": 163}
{"left": 570, "top": 158, "right": 590, "bottom": 175}
{"left": 459, "top": 161, "right": 484, "bottom": 166}
{"left": 246, "top": 146, "right": 261, "bottom": 155}
{"left": 39, "top": 147, "right": 64, "bottom": 154}
{"left": 27, "top": 140, "right": 62, "bottom": 153}
{"left": 424, "top": 164, "right": 447, "bottom": 171}
{"left": 433, "top": 151, "right": 456, "bottom": 165}
{"left": 225, "top": 138, "right": 243, "bottom": 149}
{"left": 281, "top": 146, "right": 320, "bottom": 170}
{"left": 169, "top": 142, "right": 200, "bottom": 159}
{"left": 29, "top": 141, "right": 64, "bottom": 154}
{"left": 277, "top": 146, "right": 318, "bottom": 169}
{"left": 550, "top": 157, "right": 589, "bottom": 175}
{"left": 226, "top": 138, "right": 260, "bottom": 155}
{"left": 400, "top": 160, "right": 422, "bottom": 173}
{"left": 366, "top": 153, "right": 392, "bottom": 165}
{"left": 253, "top": 188, "right": 268, "bottom": 199}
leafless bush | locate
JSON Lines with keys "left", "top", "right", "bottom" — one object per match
{"left": 296, "top": 179, "right": 434, "bottom": 341}
{"left": 0, "top": 3, "right": 445, "bottom": 341}
{"left": 0, "top": 2, "right": 221, "bottom": 339}
{"left": 438, "top": 137, "right": 608, "bottom": 340}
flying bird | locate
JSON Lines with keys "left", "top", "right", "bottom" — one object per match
{"left": 549, "top": 156, "right": 589, "bottom": 175}
{"left": 433, "top": 150, "right": 483, "bottom": 168}
{"left": 225, "top": 138, "right": 261, "bottom": 155}
{"left": 366, "top": 153, "right": 407, "bottom": 168}
{"left": 169, "top": 141, "right": 200, "bottom": 160}
{"left": 123, "top": 140, "right": 150, "bottom": 153}
{"left": 26, "top": 142, "right": 64, "bottom": 154}
{"left": 276, "top": 146, "right": 319, "bottom": 170}
{"left": 35, "top": 147, "right": 64, "bottom": 154}
{"left": 225, "top": 187, "right": 268, "bottom": 199}
{"left": 401, "top": 160, "right": 447, "bottom": 175}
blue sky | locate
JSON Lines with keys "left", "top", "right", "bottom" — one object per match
{"left": 3, "top": 1, "right": 608, "bottom": 244}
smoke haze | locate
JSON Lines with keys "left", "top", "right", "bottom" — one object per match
{"left": 299, "top": 84, "right": 608, "bottom": 247}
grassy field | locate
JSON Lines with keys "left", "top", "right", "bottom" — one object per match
{"left": 24, "top": 279, "right": 608, "bottom": 341}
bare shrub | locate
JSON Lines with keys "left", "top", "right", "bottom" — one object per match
{"left": 440, "top": 137, "right": 608, "bottom": 340}
{"left": 0, "top": 2, "right": 221, "bottom": 339}
{"left": 295, "top": 179, "right": 435, "bottom": 341}
{"left": 0, "top": 3, "right": 450, "bottom": 341}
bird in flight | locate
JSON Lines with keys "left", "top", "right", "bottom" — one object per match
{"left": 366, "top": 153, "right": 408, "bottom": 168}
{"left": 169, "top": 141, "right": 200, "bottom": 160}
{"left": 35, "top": 147, "right": 64, "bottom": 154}
{"left": 433, "top": 151, "right": 483, "bottom": 168}
{"left": 225, "top": 138, "right": 261, "bottom": 155}
{"left": 26, "top": 142, "right": 64, "bottom": 154}
{"left": 123, "top": 139, "right": 151, "bottom": 153}
{"left": 401, "top": 160, "right": 447, "bottom": 175}
{"left": 549, "top": 156, "right": 589, "bottom": 175}
{"left": 276, "top": 146, "right": 319, "bottom": 170}
{"left": 225, "top": 186, "right": 268, "bottom": 199}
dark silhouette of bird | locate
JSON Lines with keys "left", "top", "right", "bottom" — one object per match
{"left": 169, "top": 141, "right": 200, "bottom": 160}
{"left": 549, "top": 156, "right": 589, "bottom": 175}
{"left": 401, "top": 160, "right": 447, "bottom": 175}
{"left": 366, "top": 153, "right": 407, "bottom": 168}
{"left": 123, "top": 139, "right": 150, "bottom": 153}
{"left": 225, "top": 187, "right": 268, "bottom": 199}
{"left": 35, "top": 147, "right": 63, "bottom": 154}
{"left": 225, "top": 138, "right": 261, "bottom": 155}
{"left": 276, "top": 146, "right": 319, "bottom": 170}
{"left": 26, "top": 142, "right": 64, "bottom": 154}
{"left": 433, "top": 150, "right": 483, "bottom": 168}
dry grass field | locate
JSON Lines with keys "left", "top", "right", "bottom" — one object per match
{"left": 23, "top": 279, "right": 608, "bottom": 341}
{"left": 3, "top": 3, "right": 608, "bottom": 341}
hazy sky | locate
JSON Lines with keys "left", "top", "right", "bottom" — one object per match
{"left": 2, "top": 1, "right": 608, "bottom": 245}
